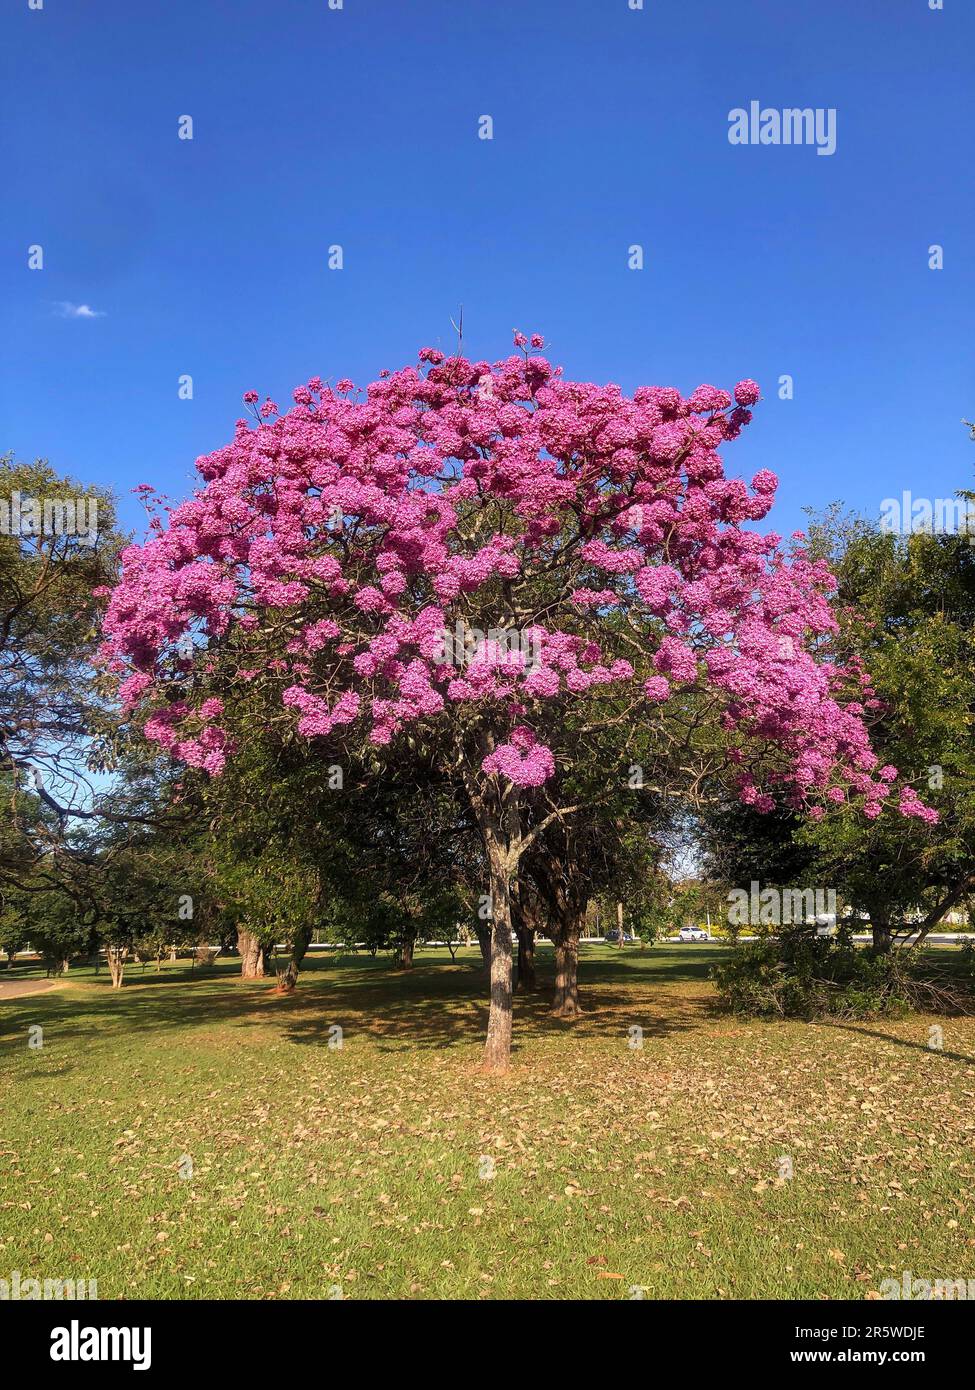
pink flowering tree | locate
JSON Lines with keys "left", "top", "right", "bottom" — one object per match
{"left": 100, "top": 336, "right": 932, "bottom": 1071}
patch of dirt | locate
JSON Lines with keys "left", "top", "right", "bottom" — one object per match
{"left": 0, "top": 978, "right": 59, "bottom": 1001}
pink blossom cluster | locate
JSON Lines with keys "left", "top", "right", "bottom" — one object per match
{"left": 482, "top": 728, "right": 556, "bottom": 788}
{"left": 100, "top": 337, "right": 934, "bottom": 823}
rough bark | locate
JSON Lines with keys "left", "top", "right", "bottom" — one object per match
{"left": 464, "top": 744, "right": 526, "bottom": 1072}
{"left": 551, "top": 929, "right": 583, "bottom": 1016}
{"left": 396, "top": 933, "right": 416, "bottom": 971}
{"left": 278, "top": 923, "right": 313, "bottom": 991}
{"left": 528, "top": 838, "right": 588, "bottom": 1017}
{"left": 512, "top": 887, "right": 541, "bottom": 993}
{"left": 474, "top": 922, "right": 491, "bottom": 970}
{"left": 483, "top": 836, "right": 514, "bottom": 1072}
{"left": 237, "top": 928, "right": 267, "bottom": 979}
{"left": 106, "top": 945, "right": 127, "bottom": 989}
{"left": 515, "top": 925, "right": 537, "bottom": 993}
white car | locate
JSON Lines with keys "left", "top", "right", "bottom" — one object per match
{"left": 678, "top": 926, "right": 710, "bottom": 942}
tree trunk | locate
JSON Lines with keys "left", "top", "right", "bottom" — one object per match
{"left": 871, "top": 923, "right": 893, "bottom": 955}
{"left": 552, "top": 930, "right": 583, "bottom": 1016}
{"left": 616, "top": 900, "right": 625, "bottom": 948}
{"left": 515, "top": 925, "right": 537, "bottom": 993}
{"left": 525, "top": 831, "right": 587, "bottom": 1017}
{"left": 237, "top": 928, "right": 266, "bottom": 978}
{"left": 909, "top": 883, "right": 973, "bottom": 952}
{"left": 483, "top": 843, "right": 514, "bottom": 1072}
{"left": 466, "top": 762, "right": 522, "bottom": 1074}
{"left": 106, "top": 945, "right": 126, "bottom": 989}
{"left": 397, "top": 934, "right": 416, "bottom": 970}
{"left": 278, "top": 924, "right": 313, "bottom": 991}
{"left": 474, "top": 922, "right": 491, "bottom": 970}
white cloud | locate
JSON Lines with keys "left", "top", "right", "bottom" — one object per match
{"left": 53, "top": 301, "right": 106, "bottom": 319}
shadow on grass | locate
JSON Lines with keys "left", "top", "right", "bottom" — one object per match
{"left": 578, "top": 944, "right": 731, "bottom": 986}
{"left": 0, "top": 947, "right": 719, "bottom": 1058}
{"left": 823, "top": 1021, "right": 975, "bottom": 1068}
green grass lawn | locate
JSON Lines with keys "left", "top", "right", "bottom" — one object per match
{"left": 2, "top": 943, "right": 974, "bottom": 1300}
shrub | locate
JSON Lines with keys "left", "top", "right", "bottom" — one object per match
{"left": 712, "top": 924, "right": 973, "bottom": 1020}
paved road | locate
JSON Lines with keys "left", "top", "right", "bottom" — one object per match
{"left": 658, "top": 933, "right": 973, "bottom": 946}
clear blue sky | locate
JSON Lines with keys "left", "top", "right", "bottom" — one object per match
{"left": 2, "top": 0, "right": 972, "bottom": 540}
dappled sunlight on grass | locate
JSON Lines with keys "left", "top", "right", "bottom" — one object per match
{"left": 2, "top": 945, "right": 973, "bottom": 1300}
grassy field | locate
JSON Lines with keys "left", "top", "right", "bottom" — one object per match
{"left": 2, "top": 943, "right": 974, "bottom": 1301}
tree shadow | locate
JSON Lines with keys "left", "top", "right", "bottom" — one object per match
{"left": 576, "top": 945, "right": 731, "bottom": 987}
{"left": 0, "top": 948, "right": 714, "bottom": 1058}
{"left": 822, "top": 1021, "right": 975, "bottom": 1067}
